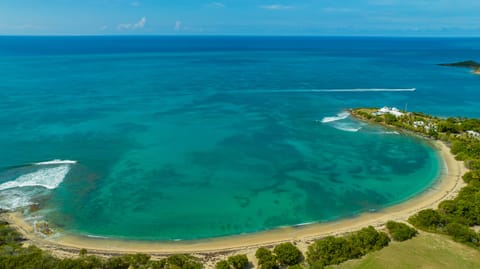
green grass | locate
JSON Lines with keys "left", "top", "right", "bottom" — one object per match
{"left": 329, "top": 232, "right": 480, "bottom": 269}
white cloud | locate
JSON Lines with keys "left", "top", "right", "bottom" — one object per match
{"left": 260, "top": 4, "right": 294, "bottom": 10}
{"left": 174, "top": 20, "right": 182, "bottom": 31}
{"left": 99, "top": 25, "right": 108, "bottom": 31}
{"left": 118, "top": 17, "right": 147, "bottom": 30}
{"left": 208, "top": 2, "right": 225, "bottom": 8}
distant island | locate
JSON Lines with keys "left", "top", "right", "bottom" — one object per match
{"left": 438, "top": 60, "right": 480, "bottom": 75}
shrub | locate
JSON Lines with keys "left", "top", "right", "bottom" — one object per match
{"left": 446, "top": 223, "right": 480, "bottom": 246}
{"left": 273, "top": 242, "right": 302, "bottom": 266}
{"left": 255, "top": 247, "right": 277, "bottom": 269}
{"left": 307, "top": 236, "right": 352, "bottom": 266}
{"left": 462, "top": 170, "right": 480, "bottom": 184}
{"left": 287, "top": 265, "right": 304, "bottom": 269}
{"left": 348, "top": 226, "right": 390, "bottom": 255}
{"left": 216, "top": 260, "right": 231, "bottom": 269}
{"left": 408, "top": 209, "right": 446, "bottom": 232}
{"left": 166, "top": 254, "right": 203, "bottom": 269}
{"left": 307, "top": 227, "right": 390, "bottom": 267}
{"left": 227, "top": 254, "right": 249, "bottom": 269}
{"left": 386, "top": 221, "right": 418, "bottom": 241}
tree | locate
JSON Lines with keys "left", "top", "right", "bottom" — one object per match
{"left": 446, "top": 223, "right": 480, "bottom": 246}
{"left": 227, "top": 254, "right": 249, "bottom": 269}
{"left": 273, "top": 242, "right": 303, "bottom": 266}
{"left": 386, "top": 221, "right": 418, "bottom": 241}
{"left": 408, "top": 209, "right": 446, "bottom": 232}
{"left": 166, "top": 254, "right": 203, "bottom": 269}
{"left": 255, "top": 247, "right": 277, "bottom": 269}
{"left": 307, "top": 236, "right": 352, "bottom": 266}
{"left": 348, "top": 226, "right": 390, "bottom": 254}
{"left": 216, "top": 260, "right": 231, "bottom": 269}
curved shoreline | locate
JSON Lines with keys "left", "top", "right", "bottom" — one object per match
{"left": 4, "top": 140, "right": 466, "bottom": 256}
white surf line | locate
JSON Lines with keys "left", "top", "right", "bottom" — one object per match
{"left": 228, "top": 88, "right": 416, "bottom": 93}
{"left": 34, "top": 159, "right": 77, "bottom": 165}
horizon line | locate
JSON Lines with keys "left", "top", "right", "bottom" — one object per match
{"left": 1, "top": 34, "right": 480, "bottom": 38}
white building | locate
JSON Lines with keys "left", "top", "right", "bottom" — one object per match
{"left": 413, "top": 121, "right": 425, "bottom": 128}
{"left": 466, "top": 130, "right": 480, "bottom": 138}
{"left": 373, "top": 106, "right": 404, "bottom": 117}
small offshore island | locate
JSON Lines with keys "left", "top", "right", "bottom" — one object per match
{"left": 1, "top": 108, "right": 480, "bottom": 268}
{"left": 438, "top": 60, "right": 480, "bottom": 75}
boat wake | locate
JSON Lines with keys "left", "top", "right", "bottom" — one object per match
{"left": 232, "top": 88, "right": 416, "bottom": 94}
{"left": 0, "top": 160, "right": 76, "bottom": 210}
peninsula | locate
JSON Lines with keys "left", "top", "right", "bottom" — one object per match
{"left": 438, "top": 60, "right": 480, "bottom": 75}
{"left": 1, "top": 108, "right": 479, "bottom": 268}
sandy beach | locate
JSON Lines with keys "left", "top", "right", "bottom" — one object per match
{"left": 3, "top": 140, "right": 466, "bottom": 260}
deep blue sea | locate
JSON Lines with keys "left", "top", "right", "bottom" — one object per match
{"left": 0, "top": 36, "right": 479, "bottom": 240}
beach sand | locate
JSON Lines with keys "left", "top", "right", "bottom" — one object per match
{"left": 3, "top": 140, "right": 466, "bottom": 261}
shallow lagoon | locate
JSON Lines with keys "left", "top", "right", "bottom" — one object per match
{"left": 1, "top": 36, "right": 479, "bottom": 240}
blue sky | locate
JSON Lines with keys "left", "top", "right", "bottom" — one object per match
{"left": 0, "top": 0, "right": 479, "bottom": 36}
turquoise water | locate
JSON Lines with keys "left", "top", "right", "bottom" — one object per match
{"left": 0, "top": 37, "right": 479, "bottom": 240}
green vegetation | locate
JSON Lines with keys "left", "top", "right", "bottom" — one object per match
{"left": 307, "top": 226, "right": 390, "bottom": 268}
{"left": 215, "top": 260, "right": 231, "bottom": 269}
{"left": 215, "top": 254, "right": 249, "bottom": 269}
{"left": 227, "top": 254, "right": 249, "bottom": 269}
{"left": 1, "top": 108, "right": 480, "bottom": 269}
{"left": 273, "top": 242, "right": 303, "bottom": 266}
{"left": 438, "top": 60, "right": 480, "bottom": 68}
{"left": 330, "top": 233, "right": 480, "bottom": 269}
{"left": 352, "top": 108, "right": 480, "bottom": 249}
{"left": 0, "top": 221, "right": 200, "bottom": 269}
{"left": 385, "top": 221, "right": 417, "bottom": 242}
{"left": 255, "top": 247, "right": 278, "bottom": 269}
{"left": 254, "top": 243, "right": 303, "bottom": 268}
{"left": 408, "top": 209, "right": 446, "bottom": 232}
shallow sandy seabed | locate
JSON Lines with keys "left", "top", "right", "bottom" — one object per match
{"left": 4, "top": 140, "right": 466, "bottom": 261}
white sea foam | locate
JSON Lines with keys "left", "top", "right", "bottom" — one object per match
{"left": 86, "top": 234, "right": 109, "bottom": 239}
{"left": 35, "top": 159, "right": 77, "bottom": 165}
{"left": 294, "top": 221, "right": 317, "bottom": 227}
{"left": 0, "top": 189, "right": 33, "bottom": 210}
{"left": 321, "top": 111, "right": 350, "bottom": 123}
{"left": 384, "top": 131, "right": 400, "bottom": 135}
{"left": 0, "top": 165, "right": 71, "bottom": 191}
{"left": 331, "top": 123, "right": 363, "bottom": 132}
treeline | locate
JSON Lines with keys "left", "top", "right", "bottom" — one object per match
{"left": 408, "top": 134, "right": 480, "bottom": 248}
{"left": 353, "top": 109, "right": 480, "bottom": 140}
{"left": 306, "top": 223, "right": 416, "bottom": 269}
{"left": 0, "top": 221, "right": 203, "bottom": 269}
{"left": 0, "top": 219, "right": 418, "bottom": 269}
{"left": 357, "top": 108, "right": 480, "bottom": 248}
{"left": 352, "top": 108, "right": 480, "bottom": 248}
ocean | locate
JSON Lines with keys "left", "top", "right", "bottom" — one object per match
{"left": 0, "top": 36, "right": 479, "bottom": 240}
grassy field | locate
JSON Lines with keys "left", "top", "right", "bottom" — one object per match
{"left": 329, "top": 232, "right": 480, "bottom": 269}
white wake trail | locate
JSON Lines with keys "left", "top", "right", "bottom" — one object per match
{"left": 232, "top": 88, "right": 416, "bottom": 93}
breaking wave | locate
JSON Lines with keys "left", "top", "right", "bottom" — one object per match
{"left": 0, "top": 165, "right": 71, "bottom": 191}
{"left": 319, "top": 111, "right": 364, "bottom": 132}
{"left": 0, "top": 160, "right": 76, "bottom": 210}
{"left": 34, "top": 159, "right": 77, "bottom": 165}
{"left": 331, "top": 122, "right": 363, "bottom": 132}
{"left": 321, "top": 111, "right": 350, "bottom": 123}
